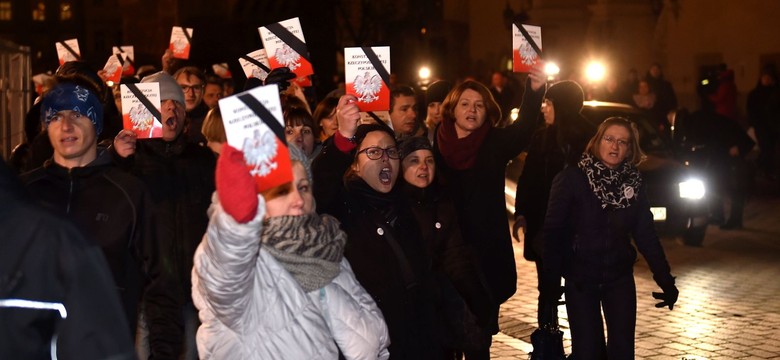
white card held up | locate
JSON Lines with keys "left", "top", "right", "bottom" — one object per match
{"left": 239, "top": 49, "right": 271, "bottom": 81}
{"left": 258, "top": 17, "right": 313, "bottom": 79}
{"left": 112, "top": 46, "right": 135, "bottom": 76}
{"left": 55, "top": 39, "right": 80, "bottom": 66}
{"left": 345, "top": 46, "right": 391, "bottom": 112}
{"left": 169, "top": 26, "right": 193, "bottom": 59}
{"left": 120, "top": 83, "right": 162, "bottom": 139}
{"left": 212, "top": 63, "right": 232, "bottom": 79}
{"left": 512, "top": 24, "right": 542, "bottom": 73}
{"left": 103, "top": 54, "right": 124, "bottom": 84}
{"left": 218, "top": 84, "right": 293, "bottom": 193}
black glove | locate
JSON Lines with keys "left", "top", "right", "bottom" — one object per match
{"left": 652, "top": 285, "right": 679, "bottom": 310}
{"left": 264, "top": 67, "right": 296, "bottom": 92}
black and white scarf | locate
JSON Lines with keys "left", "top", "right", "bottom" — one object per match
{"left": 261, "top": 213, "right": 346, "bottom": 292}
{"left": 577, "top": 152, "right": 642, "bottom": 210}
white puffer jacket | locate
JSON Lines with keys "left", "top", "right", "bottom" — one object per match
{"left": 192, "top": 194, "right": 390, "bottom": 359}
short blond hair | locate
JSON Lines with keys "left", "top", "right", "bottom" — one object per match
{"left": 201, "top": 106, "right": 226, "bottom": 143}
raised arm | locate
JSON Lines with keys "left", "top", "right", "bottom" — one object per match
{"left": 192, "top": 145, "right": 266, "bottom": 331}
{"left": 494, "top": 66, "right": 547, "bottom": 160}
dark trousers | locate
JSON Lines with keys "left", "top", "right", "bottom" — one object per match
{"left": 565, "top": 273, "right": 636, "bottom": 360}
{"left": 536, "top": 260, "right": 559, "bottom": 327}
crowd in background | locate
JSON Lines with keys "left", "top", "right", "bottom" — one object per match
{"left": 1, "top": 40, "right": 778, "bottom": 359}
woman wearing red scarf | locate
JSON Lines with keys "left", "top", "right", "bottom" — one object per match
{"left": 433, "top": 66, "right": 546, "bottom": 357}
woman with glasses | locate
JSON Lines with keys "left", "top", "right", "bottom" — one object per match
{"left": 313, "top": 95, "right": 443, "bottom": 358}
{"left": 542, "top": 117, "right": 678, "bottom": 359}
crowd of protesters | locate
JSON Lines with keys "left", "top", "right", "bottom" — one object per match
{"left": 1, "top": 33, "right": 777, "bottom": 359}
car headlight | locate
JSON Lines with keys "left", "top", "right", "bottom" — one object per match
{"left": 679, "top": 179, "right": 705, "bottom": 199}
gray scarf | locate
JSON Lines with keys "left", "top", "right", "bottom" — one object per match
{"left": 261, "top": 213, "right": 346, "bottom": 292}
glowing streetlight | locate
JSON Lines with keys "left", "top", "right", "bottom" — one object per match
{"left": 418, "top": 66, "right": 431, "bottom": 81}
{"left": 585, "top": 61, "right": 606, "bottom": 83}
{"left": 543, "top": 62, "right": 560, "bottom": 81}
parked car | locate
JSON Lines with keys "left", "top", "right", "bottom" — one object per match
{"left": 505, "top": 101, "right": 709, "bottom": 245}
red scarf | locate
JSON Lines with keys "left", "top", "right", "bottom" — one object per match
{"left": 436, "top": 117, "right": 491, "bottom": 170}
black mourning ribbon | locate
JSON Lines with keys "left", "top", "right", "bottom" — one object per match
{"left": 360, "top": 46, "right": 391, "bottom": 89}
{"left": 58, "top": 41, "right": 81, "bottom": 60}
{"left": 240, "top": 55, "right": 271, "bottom": 73}
{"left": 116, "top": 47, "right": 135, "bottom": 67}
{"left": 115, "top": 54, "right": 124, "bottom": 67}
{"left": 514, "top": 22, "right": 543, "bottom": 59}
{"left": 124, "top": 83, "right": 162, "bottom": 124}
{"left": 237, "top": 92, "right": 287, "bottom": 145}
{"left": 264, "top": 22, "right": 312, "bottom": 64}
{"left": 179, "top": 27, "right": 192, "bottom": 45}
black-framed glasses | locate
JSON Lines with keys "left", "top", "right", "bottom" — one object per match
{"left": 357, "top": 146, "right": 401, "bottom": 160}
{"left": 180, "top": 84, "right": 204, "bottom": 93}
{"left": 602, "top": 135, "right": 629, "bottom": 148}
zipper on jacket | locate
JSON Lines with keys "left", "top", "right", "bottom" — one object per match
{"left": 66, "top": 168, "right": 74, "bottom": 214}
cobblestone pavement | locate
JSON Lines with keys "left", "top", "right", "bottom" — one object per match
{"left": 491, "top": 177, "right": 780, "bottom": 359}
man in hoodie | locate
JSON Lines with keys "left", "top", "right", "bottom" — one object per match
{"left": 20, "top": 78, "right": 169, "bottom": 355}
{"left": 113, "top": 71, "right": 216, "bottom": 359}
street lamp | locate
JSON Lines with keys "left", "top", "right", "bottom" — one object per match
{"left": 418, "top": 66, "right": 431, "bottom": 90}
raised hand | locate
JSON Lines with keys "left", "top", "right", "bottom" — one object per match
{"left": 336, "top": 94, "right": 361, "bottom": 140}
{"left": 528, "top": 64, "right": 547, "bottom": 92}
{"left": 216, "top": 144, "right": 258, "bottom": 223}
{"left": 113, "top": 129, "right": 137, "bottom": 158}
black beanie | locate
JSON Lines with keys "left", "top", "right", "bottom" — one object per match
{"left": 354, "top": 123, "right": 395, "bottom": 148}
{"left": 399, "top": 136, "right": 432, "bottom": 160}
{"left": 426, "top": 80, "right": 452, "bottom": 104}
{"left": 545, "top": 80, "right": 584, "bottom": 114}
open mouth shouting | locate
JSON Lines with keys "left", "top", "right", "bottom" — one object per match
{"left": 379, "top": 166, "right": 393, "bottom": 185}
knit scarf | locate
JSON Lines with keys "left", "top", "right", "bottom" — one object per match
{"left": 261, "top": 213, "right": 346, "bottom": 292}
{"left": 345, "top": 177, "right": 400, "bottom": 225}
{"left": 577, "top": 152, "right": 642, "bottom": 210}
{"left": 436, "top": 117, "right": 491, "bottom": 170}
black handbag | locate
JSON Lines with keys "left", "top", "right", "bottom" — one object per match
{"left": 529, "top": 303, "right": 567, "bottom": 360}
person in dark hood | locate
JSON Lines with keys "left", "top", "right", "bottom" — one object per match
{"left": 747, "top": 64, "right": 780, "bottom": 179}
{"left": 512, "top": 80, "right": 595, "bottom": 330}
{"left": 1, "top": 159, "right": 136, "bottom": 360}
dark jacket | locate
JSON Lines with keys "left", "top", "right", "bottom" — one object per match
{"left": 186, "top": 102, "right": 210, "bottom": 146}
{"left": 402, "top": 182, "right": 497, "bottom": 347}
{"left": 313, "top": 142, "right": 439, "bottom": 359}
{"left": 21, "top": 148, "right": 163, "bottom": 335}
{"left": 542, "top": 166, "right": 675, "bottom": 290}
{"left": 515, "top": 119, "right": 594, "bottom": 261}
{"left": 433, "top": 82, "right": 544, "bottom": 305}
{"left": 1, "top": 161, "right": 135, "bottom": 360}
{"left": 113, "top": 134, "right": 215, "bottom": 359}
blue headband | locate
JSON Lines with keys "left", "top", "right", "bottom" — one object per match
{"left": 41, "top": 83, "right": 104, "bottom": 136}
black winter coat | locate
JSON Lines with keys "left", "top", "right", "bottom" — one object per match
{"left": 402, "top": 182, "right": 497, "bottom": 341}
{"left": 113, "top": 134, "right": 215, "bottom": 359}
{"left": 433, "top": 82, "right": 544, "bottom": 305}
{"left": 313, "top": 142, "right": 439, "bottom": 359}
{"left": 21, "top": 149, "right": 162, "bottom": 335}
{"left": 542, "top": 166, "right": 675, "bottom": 290}
{"left": 515, "top": 120, "right": 594, "bottom": 261}
{"left": 1, "top": 161, "right": 135, "bottom": 360}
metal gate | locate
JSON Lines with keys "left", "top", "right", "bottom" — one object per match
{"left": 0, "top": 39, "right": 31, "bottom": 161}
